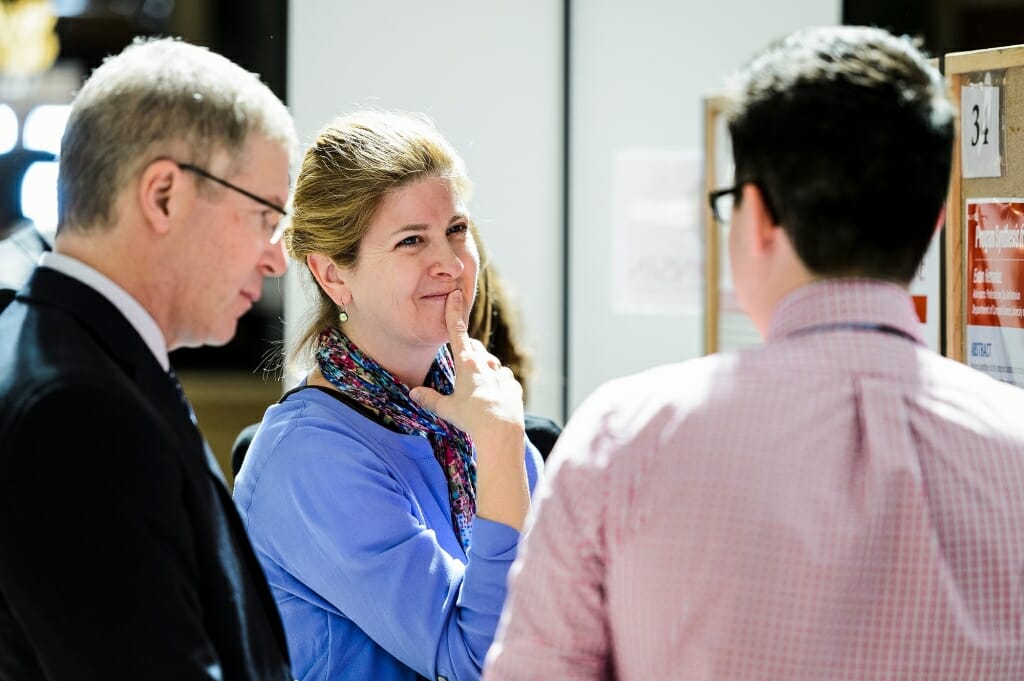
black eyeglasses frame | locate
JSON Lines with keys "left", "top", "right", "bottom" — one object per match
{"left": 707, "top": 181, "right": 778, "bottom": 226}
{"left": 176, "top": 162, "right": 288, "bottom": 217}
{"left": 708, "top": 185, "right": 740, "bottom": 225}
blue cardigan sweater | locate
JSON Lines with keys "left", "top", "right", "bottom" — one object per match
{"left": 233, "top": 387, "right": 543, "bottom": 681}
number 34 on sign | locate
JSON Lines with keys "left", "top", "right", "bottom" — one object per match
{"left": 961, "top": 83, "right": 1002, "bottom": 179}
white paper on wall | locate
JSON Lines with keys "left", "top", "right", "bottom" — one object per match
{"left": 611, "top": 149, "right": 703, "bottom": 314}
{"left": 961, "top": 82, "right": 1002, "bottom": 179}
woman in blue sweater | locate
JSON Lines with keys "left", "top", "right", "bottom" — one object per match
{"left": 233, "top": 111, "right": 542, "bottom": 681}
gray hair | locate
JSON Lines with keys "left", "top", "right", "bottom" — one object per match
{"left": 57, "top": 36, "right": 298, "bottom": 234}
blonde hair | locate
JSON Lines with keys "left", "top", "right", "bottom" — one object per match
{"left": 286, "top": 111, "right": 472, "bottom": 368}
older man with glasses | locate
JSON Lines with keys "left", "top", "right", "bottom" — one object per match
{"left": 0, "top": 37, "right": 297, "bottom": 680}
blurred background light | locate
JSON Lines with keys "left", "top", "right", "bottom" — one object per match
{"left": 23, "top": 104, "right": 70, "bottom": 154}
{"left": 0, "top": 105, "right": 17, "bottom": 154}
{"left": 21, "top": 159, "right": 59, "bottom": 238}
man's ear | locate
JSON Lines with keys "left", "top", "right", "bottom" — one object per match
{"left": 137, "top": 159, "right": 188, "bottom": 235}
{"left": 307, "top": 253, "right": 351, "bottom": 307}
{"left": 740, "top": 183, "right": 780, "bottom": 253}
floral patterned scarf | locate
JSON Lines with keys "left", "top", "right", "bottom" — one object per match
{"left": 316, "top": 327, "right": 476, "bottom": 552}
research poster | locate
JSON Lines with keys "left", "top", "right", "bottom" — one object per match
{"left": 965, "top": 198, "right": 1024, "bottom": 386}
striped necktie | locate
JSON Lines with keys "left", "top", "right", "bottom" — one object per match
{"left": 167, "top": 367, "right": 227, "bottom": 486}
{"left": 167, "top": 367, "right": 198, "bottom": 425}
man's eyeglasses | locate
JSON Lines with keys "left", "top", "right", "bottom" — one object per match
{"left": 708, "top": 182, "right": 778, "bottom": 226}
{"left": 708, "top": 185, "right": 740, "bottom": 225}
{"left": 176, "top": 162, "right": 289, "bottom": 243}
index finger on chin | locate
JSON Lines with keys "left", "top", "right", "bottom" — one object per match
{"left": 446, "top": 289, "right": 470, "bottom": 354}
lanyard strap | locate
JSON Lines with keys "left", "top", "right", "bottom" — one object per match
{"left": 786, "top": 322, "right": 921, "bottom": 345}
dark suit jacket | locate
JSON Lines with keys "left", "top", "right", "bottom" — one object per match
{"left": 0, "top": 268, "right": 292, "bottom": 681}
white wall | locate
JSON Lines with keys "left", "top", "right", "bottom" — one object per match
{"left": 287, "top": 1, "right": 565, "bottom": 419}
{"left": 568, "top": 1, "right": 841, "bottom": 410}
{"left": 288, "top": 1, "right": 842, "bottom": 422}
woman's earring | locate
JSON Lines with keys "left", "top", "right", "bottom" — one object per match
{"left": 338, "top": 305, "right": 349, "bottom": 324}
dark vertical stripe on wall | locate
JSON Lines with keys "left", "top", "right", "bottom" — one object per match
{"left": 841, "top": 0, "right": 928, "bottom": 32}
{"left": 211, "top": 0, "right": 288, "bottom": 103}
{"left": 561, "top": 0, "right": 572, "bottom": 424}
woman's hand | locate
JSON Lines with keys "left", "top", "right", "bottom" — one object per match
{"left": 411, "top": 290, "right": 530, "bottom": 531}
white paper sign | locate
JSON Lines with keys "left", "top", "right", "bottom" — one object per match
{"left": 961, "top": 84, "right": 1002, "bottom": 178}
{"left": 611, "top": 149, "right": 703, "bottom": 314}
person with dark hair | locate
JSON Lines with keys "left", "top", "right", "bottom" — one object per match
{"left": 485, "top": 26, "right": 1024, "bottom": 681}
{"left": 468, "top": 235, "right": 532, "bottom": 394}
{"left": 467, "top": 237, "right": 561, "bottom": 459}
{"left": 232, "top": 111, "right": 542, "bottom": 681}
{"left": 0, "top": 37, "right": 297, "bottom": 680}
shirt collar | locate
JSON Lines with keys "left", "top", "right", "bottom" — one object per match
{"left": 767, "top": 278, "right": 925, "bottom": 345}
{"left": 39, "top": 252, "right": 170, "bottom": 371}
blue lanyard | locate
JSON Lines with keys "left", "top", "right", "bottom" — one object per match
{"left": 786, "top": 322, "right": 921, "bottom": 345}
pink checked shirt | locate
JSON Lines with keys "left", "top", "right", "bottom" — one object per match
{"left": 485, "top": 280, "right": 1024, "bottom": 681}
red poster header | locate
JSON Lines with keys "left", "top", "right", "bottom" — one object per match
{"left": 966, "top": 200, "right": 1024, "bottom": 330}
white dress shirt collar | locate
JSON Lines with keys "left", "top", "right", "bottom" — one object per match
{"left": 39, "top": 252, "right": 170, "bottom": 371}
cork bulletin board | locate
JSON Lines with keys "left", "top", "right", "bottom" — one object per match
{"left": 945, "top": 45, "right": 1024, "bottom": 387}
{"left": 702, "top": 94, "right": 761, "bottom": 354}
